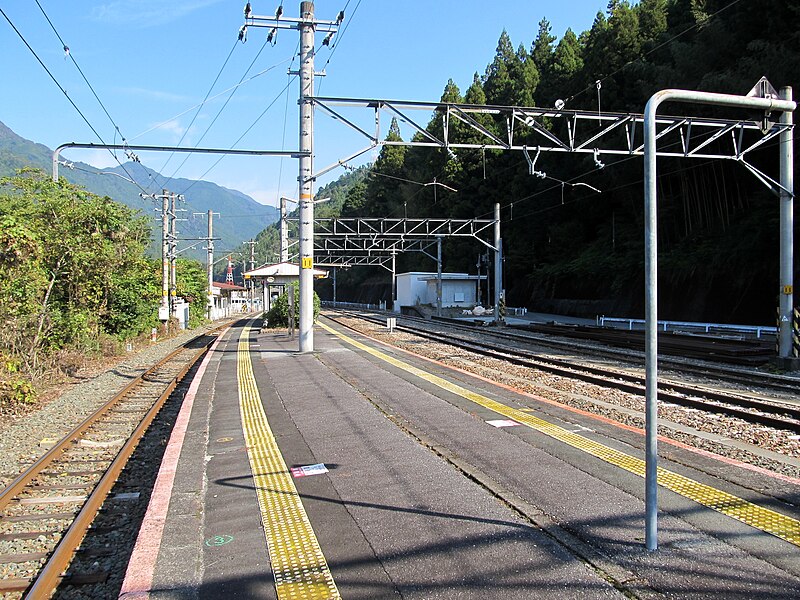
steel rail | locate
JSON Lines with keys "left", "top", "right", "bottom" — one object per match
{"left": 26, "top": 338, "right": 212, "bottom": 597}
{"left": 362, "top": 309, "right": 798, "bottom": 396}
{"left": 0, "top": 341, "right": 193, "bottom": 513}
{"left": 0, "top": 327, "right": 222, "bottom": 596}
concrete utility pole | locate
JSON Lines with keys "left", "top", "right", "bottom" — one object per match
{"left": 194, "top": 210, "right": 219, "bottom": 320}
{"left": 297, "top": 1, "right": 316, "bottom": 352}
{"left": 245, "top": 2, "right": 341, "bottom": 352}
{"left": 161, "top": 190, "right": 170, "bottom": 323}
{"left": 169, "top": 193, "right": 178, "bottom": 318}
{"left": 207, "top": 211, "right": 215, "bottom": 320}
{"left": 280, "top": 196, "right": 294, "bottom": 263}
{"left": 246, "top": 239, "right": 257, "bottom": 310}
{"left": 493, "top": 203, "right": 503, "bottom": 324}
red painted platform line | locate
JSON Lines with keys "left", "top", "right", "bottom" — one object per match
{"left": 118, "top": 330, "right": 228, "bottom": 600}
{"left": 334, "top": 323, "right": 800, "bottom": 487}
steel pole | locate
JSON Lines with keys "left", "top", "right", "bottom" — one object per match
{"left": 643, "top": 97, "right": 660, "bottom": 552}
{"left": 392, "top": 252, "right": 397, "bottom": 312}
{"left": 298, "top": 0, "right": 315, "bottom": 352}
{"left": 494, "top": 203, "right": 502, "bottom": 323}
{"left": 643, "top": 88, "right": 796, "bottom": 551}
{"left": 779, "top": 87, "right": 795, "bottom": 361}
{"left": 436, "top": 236, "right": 443, "bottom": 317}
{"left": 207, "top": 210, "right": 214, "bottom": 320}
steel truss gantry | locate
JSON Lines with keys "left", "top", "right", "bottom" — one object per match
{"left": 286, "top": 216, "right": 501, "bottom": 316}
{"left": 312, "top": 96, "right": 791, "bottom": 193}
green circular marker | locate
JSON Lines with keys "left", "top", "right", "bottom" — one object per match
{"left": 205, "top": 534, "right": 234, "bottom": 547}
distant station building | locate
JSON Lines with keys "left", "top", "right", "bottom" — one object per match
{"left": 243, "top": 262, "right": 328, "bottom": 310}
{"left": 396, "top": 272, "right": 486, "bottom": 311}
{"left": 211, "top": 281, "right": 251, "bottom": 318}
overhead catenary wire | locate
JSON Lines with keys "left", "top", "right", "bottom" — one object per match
{"left": 0, "top": 7, "right": 148, "bottom": 195}
{"left": 151, "top": 39, "right": 240, "bottom": 192}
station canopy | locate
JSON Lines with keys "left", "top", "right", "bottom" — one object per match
{"left": 244, "top": 261, "right": 328, "bottom": 284}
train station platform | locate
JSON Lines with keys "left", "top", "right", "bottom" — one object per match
{"left": 119, "top": 318, "right": 800, "bottom": 599}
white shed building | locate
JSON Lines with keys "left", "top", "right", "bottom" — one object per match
{"left": 395, "top": 272, "right": 485, "bottom": 309}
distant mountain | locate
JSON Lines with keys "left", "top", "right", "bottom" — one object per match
{"left": 0, "top": 121, "right": 278, "bottom": 260}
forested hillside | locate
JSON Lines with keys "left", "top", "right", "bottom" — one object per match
{"left": 0, "top": 122, "right": 279, "bottom": 260}
{"left": 322, "top": 0, "right": 800, "bottom": 324}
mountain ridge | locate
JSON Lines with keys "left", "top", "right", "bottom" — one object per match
{"left": 0, "top": 121, "right": 278, "bottom": 260}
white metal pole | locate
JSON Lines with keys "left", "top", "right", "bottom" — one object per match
{"left": 779, "top": 87, "right": 795, "bottom": 362}
{"left": 298, "top": 0, "right": 315, "bottom": 352}
{"left": 643, "top": 96, "right": 660, "bottom": 552}
{"left": 494, "top": 203, "right": 502, "bottom": 323}
{"left": 644, "top": 88, "right": 796, "bottom": 551}
{"left": 392, "top": 252, "right": 397, "bottom": 312}
{"left": 207, "top": 210, "right": 214, "bottom": 320}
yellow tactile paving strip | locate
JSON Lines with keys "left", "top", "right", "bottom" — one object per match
{"left": 237, "top": 325, "right": 341, "bottom": 599}
{"left": 320, "top": 322, "right": 800, "bottom": 547}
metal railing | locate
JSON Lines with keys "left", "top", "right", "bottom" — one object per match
{"left": 597, "top": 316, "right": 777, "bottom": 338}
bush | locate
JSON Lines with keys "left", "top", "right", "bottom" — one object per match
{"left": 265, "top": 282, "right": 320, "bottom": 327}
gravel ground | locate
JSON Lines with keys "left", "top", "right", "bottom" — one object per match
{"left": 0, "top": 323, "right": 223, "bottom": 489}
{"left": 335, "top": 316, "right": 800, "bottom": 479}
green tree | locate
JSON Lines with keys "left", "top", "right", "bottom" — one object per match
{"left": 0, "top": 169, "right": 160, "bottom": 404}
{"left": 484, "top": 30, "right": 518, "bottom": 105}
{"left": 265, "top": 281, "right": 320, "bottom": 327}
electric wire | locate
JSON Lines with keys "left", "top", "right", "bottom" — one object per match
{"left": 33, "top": 0, "right": 126, "bottom": 145}
{"left": 0, "top": 7, "right": 149, "bottom": 195}
{"left": 563, "top": 0, "right": 745, "bottom": 108}
{"left": 129, "top": 65, "right": 286, "bottom": 142}
{"left": 316, "top": 0, "right": 363, "bottom": 96}
{"left": 150, "top": 39, "right": 240, "bottom": 192}
{"left": 274, "top": 39, "right": 302, "bottom": 205}
{"left": 175, "top": 76, "right": 298, "bottom": 197}
{"left": 160, "top": 49, "right": 294, "bottom": 188}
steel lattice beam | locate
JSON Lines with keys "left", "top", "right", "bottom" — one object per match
{"left": 311, "top": 96, "right": 792, "bottom": 180}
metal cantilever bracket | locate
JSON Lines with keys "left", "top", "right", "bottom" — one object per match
{"left": 523, "top": 145, "right": 546, "bottom": 178}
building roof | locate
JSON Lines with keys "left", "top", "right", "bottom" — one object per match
{"left": 213, "top": 281, "right": 247, "bottom": 291}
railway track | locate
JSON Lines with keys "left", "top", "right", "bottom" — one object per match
{"left": 347, "top": 309, "right": 799, "bottom": 397}
{"left": 0, "top": 331, "right": 219, "bottom": 598}
{"left": 426, "top": 314, "right": 798, "bottom": 396}
{"left": 325, "top": 310, "right": 800, "bottom": 434}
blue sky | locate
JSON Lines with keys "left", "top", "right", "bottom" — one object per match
{"left": 1, "top": 1, "right": 611, "bottom": 208}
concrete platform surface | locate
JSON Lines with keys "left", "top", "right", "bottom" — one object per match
{"left": 120, "top": 318, "right": 800, "bottom": 599}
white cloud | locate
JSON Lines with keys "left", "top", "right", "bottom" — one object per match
{"left": 75, "top": 148, "right": 124, "bottom": 169}
{"left": 116, "top": 87, "right": 193, "bottom": 104}
{"left": 91, "top": 0, "right": 223, "bottom": 27}
{"left": 153, "top": 119, "right": 188, "bottom": 139}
